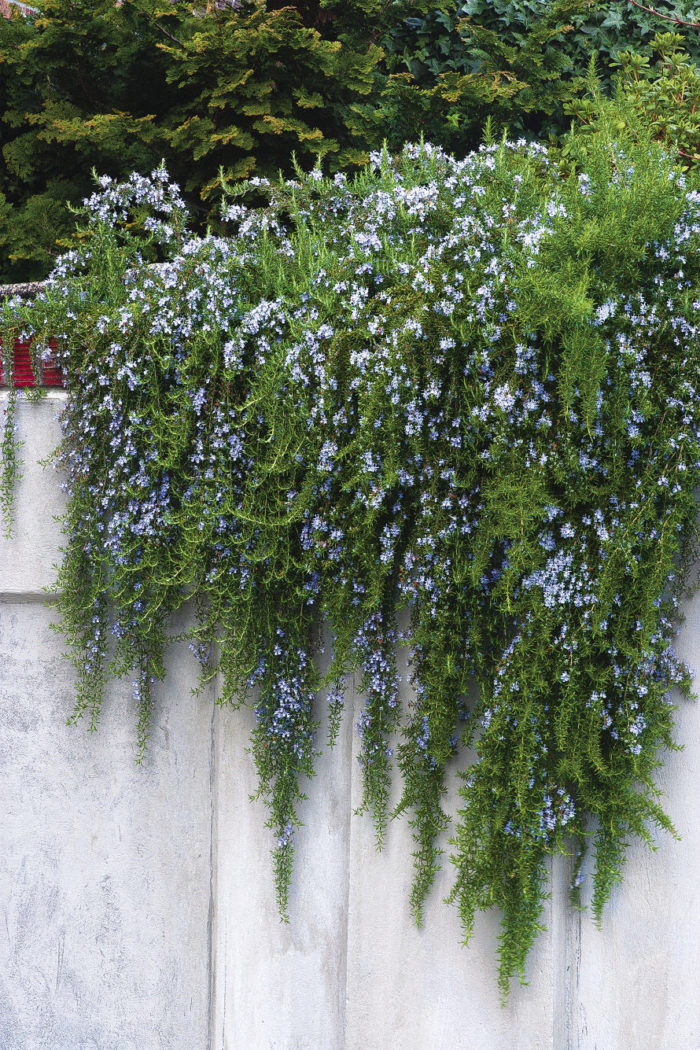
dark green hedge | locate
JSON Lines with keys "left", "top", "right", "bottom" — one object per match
{"left": 1, "top": 0, "right": 699, "bottom": 280}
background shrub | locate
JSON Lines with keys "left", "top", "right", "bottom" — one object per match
{"left": 568, "top": 31, "right": 700, "bottom": 165}
{"left": 4, "top": 0, "right": 700, "bottom": 281}
{"left": 0, "top": 0, "right": 389, "bottom": 279}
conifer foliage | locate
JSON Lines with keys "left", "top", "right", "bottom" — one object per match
{"left": 3, "top": 109, "right": 700, "bottom": 994}
{"left": 0, "top": 0, "right": 390, "bottom": 278}
{"left": 4, "top": 0, "right": 700, "bottom": 281}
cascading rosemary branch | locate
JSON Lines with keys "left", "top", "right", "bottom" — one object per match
{"left": 2, "top": 105, "right": 699, "bottom": 995}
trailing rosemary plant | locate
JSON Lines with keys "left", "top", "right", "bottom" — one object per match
{"left": 3, "top": 104, "right": 700, "bottom": 995}
{"left": 0, "top": 386, "right": 19, "bottom": 538}
{"left": 1, "top": 313, "right": 22, "bottom": 538}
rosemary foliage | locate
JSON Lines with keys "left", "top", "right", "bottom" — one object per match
{"left": 3, "top": 110, "right": 700, "bottom": 994}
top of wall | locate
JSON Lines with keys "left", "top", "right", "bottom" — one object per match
{"left": 0, "top": 281, "right": 44, "bottom": 300}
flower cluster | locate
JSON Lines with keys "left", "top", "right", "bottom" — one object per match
{"left": 4, "top": 119, "right": 700, "bottom": 994}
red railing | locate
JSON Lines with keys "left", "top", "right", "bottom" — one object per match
{"left": 1, "top": 338, "right": 64, "bottom": 388}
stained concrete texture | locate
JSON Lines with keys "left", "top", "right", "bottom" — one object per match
{"left": 0, "top": 604, "right": 215, "bottom": 1050}
{"left": 1, "top": 395, "right": 213, "bottom": 1049}
{"left": 0, "top": 392, "right": 67, "bottom": 598}
{"left": 3, "top": 391, "right": 700, "bottom": 1049}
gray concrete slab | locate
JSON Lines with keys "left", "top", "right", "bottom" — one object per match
{"left": 211, "top": 686, "right": 352, "bottom": 1050}
{"left": 343, "top": 652, "right": 555, "bottom": 1050}
{"left": 0, "top": 603, "right": 215, "bottom": 1050}
{"left": 0, "top": 391, "right": 67, "bottom": 596}
{"left": 572, "top": 587, "right": 700, "bottom": 1050}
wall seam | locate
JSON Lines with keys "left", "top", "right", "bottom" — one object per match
{"left": 551, "top": 853, "right": 582, "bottom": 1050}
{"left": 206, "top": 695, "right": 218, "bottom": 1049}
{"left": 0, "top": 592, "right": 60, "bottom": 603}
{"left": 339, "top": 675, "right": 357, "bottom": 1050}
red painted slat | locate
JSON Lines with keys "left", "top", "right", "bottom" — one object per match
{"left": 1, "top": 338, "right": 64, "bottom": 388}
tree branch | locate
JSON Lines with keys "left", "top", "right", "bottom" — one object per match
{"left": 629, "top": 0, "right": 700, "bottom": 30}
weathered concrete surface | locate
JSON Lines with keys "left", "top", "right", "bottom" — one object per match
{"left": 0, "top": 392, "right": 67, "bottom": 597}
{"left": 0, "top": 394, "right": 214, "bottom": 1049}
{"left": 210, "top": 645, "right": 558, "bottom": 1049}
{"left": 342, "top": 654, "right": 555, "bottom": 1050}
{"left": 0, "top": 603, "right": 215, "bottom": 1050}
{"left": 570, "top": 586, "right": 700, "bottom": 1050}
{"left": 212, "top": 691, "right": 352, "bottom": 1050}
{"left": 3, "top": 390, "right": 700, "bottom": 1049}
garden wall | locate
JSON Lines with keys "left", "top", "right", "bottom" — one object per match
{"left": 2, "top": 390, "right": 700, "bottom": 1050}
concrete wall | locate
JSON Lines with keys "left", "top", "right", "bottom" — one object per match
{"left": 0, "top": 393, "right": 214, "bottom": 1050}
{"left": 2, "top": 390, "right": 700, "bottom": 1050}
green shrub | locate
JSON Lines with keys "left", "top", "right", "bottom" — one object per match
{"left": 380, "top": 0, "right": 592, "bottom": 150}
{"left": 383, "top": 0, "right": 700, "bottom": 146}
{"left": 0, "top": 0, "right": 174, "bottom": 279}
{"left": 0, "top": 0, "right": 391, "bottom": 280}
{"left": 153, "top": 0, "right": 385, "bottom": 188}
{"left": 6, "top": 1, "right": 700, "bottom": 282}
{"left": 4, "top": 104, "right": 700, "bottom": 993}
{"left": 570, "top": 31, "right": 700, "bottom": 165}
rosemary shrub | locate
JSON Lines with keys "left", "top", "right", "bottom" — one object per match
{"left": 2, "top": 109, "right": 700, "bottom": 995}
